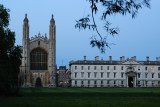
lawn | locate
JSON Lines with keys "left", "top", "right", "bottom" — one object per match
{"left": 0, "top": 88, "right": 160, "bottom": 107}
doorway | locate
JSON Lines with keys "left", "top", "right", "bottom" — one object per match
{"left": 128, "top": 77, "right": 133, "bottom": 87}
{"left": 35, "top": 77, "right": 42, "bottom": 87}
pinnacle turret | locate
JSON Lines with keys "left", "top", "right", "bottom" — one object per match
{"left": 50, "top": 14, "right": 55, "bottom": 25}
{"left": 24, "top": 13, "right": 28, "bottom": 22}
{"left": 23, "top": 14, "right": 29, "bottom": 40}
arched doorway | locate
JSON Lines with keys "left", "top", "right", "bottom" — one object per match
{"left": 35, "top": 77, "right": 42, "bottom": 87}
{"left": 128, "top": 77, "right": 133, "bottom": 87}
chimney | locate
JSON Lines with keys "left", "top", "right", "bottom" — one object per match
{"left": 96, "top": 56, "right": 99, "bottom": 61}
{"left": 101, "top": 57, "right": 103, "bottom": 61}
{"left": 120, "top": 57, "right": 122, "bottom": 61}
{"left": 84, "top": 56, "right": 86, "bottom": 61}
{"left": 122, "top": 56, "right": 125, "bottom": 61}
{"left": 133, "top": 56, "right": 136, "bottom": 61}
{"left": 95, "top": 56, "right": 99, "bottom": 61}
{"left": 156, "top": 57, "right": 158, "bottom": 62}
{"left": 109, "top": 56, "right": 112, "bottom": 62}
{"left": 146, "top": 56, "right": 149, "bottom": 62}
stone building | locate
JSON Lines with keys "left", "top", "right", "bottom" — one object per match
{"left": 57, "top": 66, "right": 71, "bottom": 87}
{"left": 19, "top": 14, "right": 56, "bottom": 87}
{"left": 70, "top": 56, "right": 160, "bottom": 87}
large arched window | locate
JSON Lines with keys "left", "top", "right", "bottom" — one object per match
{"left": 30, "top": 48, "right": 48, "bottom": 70}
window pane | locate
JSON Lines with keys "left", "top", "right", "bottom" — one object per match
{"left": 30, "top": 48, "right": 48, "bottom": 70}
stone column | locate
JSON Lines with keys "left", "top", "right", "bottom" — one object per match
{"left": 134, "top": 77, "right": 136, "bottom": 87}
{"left": 127, "top": 76, "right": 128, "bottom": 87}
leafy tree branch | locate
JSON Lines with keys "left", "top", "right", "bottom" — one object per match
{"left": 75, "top": 0, "right": 150, "bottom": 53}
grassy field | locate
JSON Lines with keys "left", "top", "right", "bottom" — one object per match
{"left": 1, "top": 88, "right": 160, "bottom": 107}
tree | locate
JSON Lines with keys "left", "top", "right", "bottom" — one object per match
{"left": 75, "top": 0, "right": 150, "bottom": 53}
{"left": 0, "top": 4, "right": 22, "bottom": 96}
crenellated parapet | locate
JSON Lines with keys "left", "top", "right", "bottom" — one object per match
{"left": 30, "top": 32, "right": 48, "bottom": 42}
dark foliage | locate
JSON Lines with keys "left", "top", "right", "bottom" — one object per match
{"left": 0, "top": 4, "right": 22, "bottom": 96}
{"left": 75, "top": 0, "right": 150, "bottom": 53}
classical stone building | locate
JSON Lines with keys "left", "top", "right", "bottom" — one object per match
{"left": 19, "top": 14, "right": 56, "bottom": 87}
{"left": 70, "top": 56, "right": 160, "bottom": 87}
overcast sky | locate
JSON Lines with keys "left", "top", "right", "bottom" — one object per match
{"left": 1, "top": 0, "right": 160, "bottom": 68}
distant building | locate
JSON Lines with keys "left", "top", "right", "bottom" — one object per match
{"left": 57, "top": 66, "right": 71, "bottom": 87}
{"left": 70, "top": 56, "right": 160, "bottom": 87}
{"left": 19, "top": 14, "right": 56, "bottom": 87}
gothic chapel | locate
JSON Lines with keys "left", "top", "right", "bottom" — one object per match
{"left": 19, "top": 14, "right": 56, "bottom": 87}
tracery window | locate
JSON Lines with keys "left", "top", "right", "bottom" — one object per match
{"left": 30, "top": 48, "right": 48, "bottom": 70}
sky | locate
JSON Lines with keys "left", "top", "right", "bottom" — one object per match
{"left": 1, "top": 0, "right": 160, "bottom": 68}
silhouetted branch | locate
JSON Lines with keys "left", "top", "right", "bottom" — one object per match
{"left": 75, "top": 0, "right": 150, "bottom": 53}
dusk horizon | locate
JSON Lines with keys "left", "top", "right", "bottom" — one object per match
{"left": 1, "top": 0, "right": 160, "bottom": 68}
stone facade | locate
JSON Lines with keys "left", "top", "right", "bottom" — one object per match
{"left": 19, "top": 14, "right": 56, "bottom": 87}
{"left": 70, "top": 56, "right": 160, "bottom": 88}
{"left": 57, "top": 66, "right": 71, "bottom": 87}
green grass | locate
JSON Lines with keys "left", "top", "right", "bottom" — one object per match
{"left": 1, "top": 88, "right": 160, "bottom": 107}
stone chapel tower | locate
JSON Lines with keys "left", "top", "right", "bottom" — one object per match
{"left": 49, "top": 14, "right": 56, "bottom": 86}
{"left": 21, "top": 14, "right": 30, "bottom": 86}
{"left": 19, "top": 14, "right": 56, "bottom": 87}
